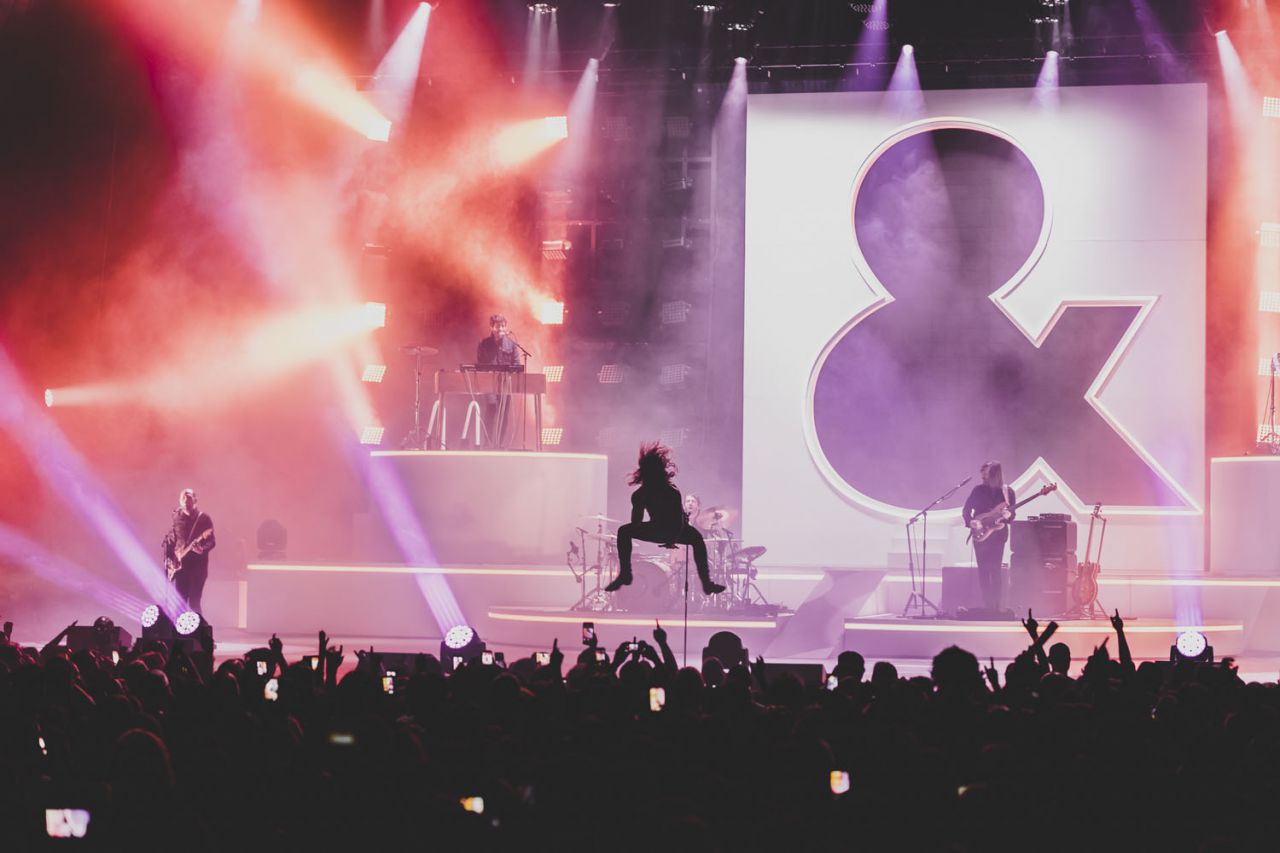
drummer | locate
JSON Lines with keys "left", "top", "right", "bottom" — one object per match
{"left": 684, "top": 494, "right": 734, "bottom": 561}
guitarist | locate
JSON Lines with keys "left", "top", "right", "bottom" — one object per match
{"left": 161, "top": 488, "right": 216, "bottom": 613}
{"left": 962, "top": 461, "right": 1015, "bottom": 614}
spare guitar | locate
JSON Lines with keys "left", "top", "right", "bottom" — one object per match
{"left": 968, "top": 483, "right": 1059, "bottom": 543}
{"left": 166, "top": 528, "right": 213, "bottom": 582}
{"left": 1069, "top": 503, "right": 1108, "bottom": 618}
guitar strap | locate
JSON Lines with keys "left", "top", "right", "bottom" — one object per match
{"left": 183, "top": 511, "right": 204, "bottom": 551}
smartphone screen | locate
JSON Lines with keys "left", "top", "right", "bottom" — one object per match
{"left": 111, "top": 649, "right": 120, "bottom": 665}
{"left": 593, "top": 648, "right": 607, "bottom": 663}
{"left": 256, "top": 660, "right": 268, "bottom": 676}
{"left": 481, "top": 651, "right": 495, "bottom": 665}
{"left": 626, "top": 641, "right": 640, "bottom": 654}
{"left": 649, "top": 686, "right": 665, "bottom": 712}
{"left": 45, "top": 808, "right": 91, "bottom": 839}
{"left": 830, "top": 770, "right": 850, "bottom": 795}
{"left": 494, "top": 651, "right": 505, "bottom": 664}
{"left": 534, "top": 651, "right": 550, "bottom": 665}
{"left": 381, "top": 675, "right": 395, "bottom": 695}
{"left": 826, "top": 674, "right": 838, "bottom": 691}
{"left": 452, "top": 655, "right": 463, "bottom": 671}
{"left": 460, "top": 796, "right": 485, "bottom": 815}
{"left": 264, "top": 678, "right": 279, "bottom": 702}
{"left": 309, "top": 656, "right": 320, "bottom": 671}
{"left": 582, "top": 621, "right": 595, "bottom": 645}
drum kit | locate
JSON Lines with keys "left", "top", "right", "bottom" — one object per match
{"left": 567, "top": 508, "right": 772, "bottom": 613}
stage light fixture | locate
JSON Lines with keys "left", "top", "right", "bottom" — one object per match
{"left": 660, "top": 426, "right": 690, "bottom": 448}
{"left": 365, "top": 119, "right": 393, "bottom": 142}
{"left": 659, "top": 364, "right": 691, "bottom": 387}
{"left": 1259, "top": 292, "right": 1280, "bottom": 314}
{"left": 441, "top": 624, "right": 485, "bottom": 671}
{"left": 141, "top": 605, "right": 160, "bottom": 628}
{"left": 529, "top": 2, "right": 557, "bottom": 12}
{"left": 1265, "top": 96, "right": 1280, "bottom": 118}
{"left": 537, "top": 300, "right": 565, "bottom": 325}
{"left": 543, "top": 365, "right": 564, "bottom": 382}
{"left": 541, "top": 427, "right": 564, "bottom": 445}
{"left": 362, "top": 364, "right": 388, "bottom": 383}
{"left": 175, "top": 611, "right": 202, "bottom": 636}
{"left": 661, "top": 301, "right": 692, "bottom": 325}
{"left": 597, "top": 364, "right": 623, "bottom": 384}
{"left": 541, "top": 240, "right": 572, "bottom": 260}
{"left": 1261, "top": 223, "right": 1280, "bottom": 249}
{"left": 1171, "top": 630, "right": 1213, "bottom": 665}
{"left": 43, "top": 389, "right": 53, "bottom": 407}
{"left": 363, "top": 302, "right": 388, "bottom": 328}
{"left": 360, "top": 426, "right": 387, "bottom": 445}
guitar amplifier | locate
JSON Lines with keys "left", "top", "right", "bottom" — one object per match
{"left": 1009, "top": 553, "right": 1075, "bottom": 616}
{"left": 1010, "top": 518, "right": 1078, "bottom": 563}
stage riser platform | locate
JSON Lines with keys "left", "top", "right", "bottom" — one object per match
{"left": 843, "top": 619, "right": 1244, "bottom": 662}
{"left": 232, "top": 562, "right": 1280, "bottom": 657}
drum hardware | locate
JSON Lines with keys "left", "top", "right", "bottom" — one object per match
{"left": 399, "top": 343, "right": 441, "bottom": 449}
{"left": 582, "top": 514, "right": 621, "bottom": 524}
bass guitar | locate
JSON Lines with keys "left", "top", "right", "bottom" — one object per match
{"left": 166, "top": 528, "right": 213, "bottom": 581}
{"left": 968, "top": 483, "right": 1058, "bottom": 543}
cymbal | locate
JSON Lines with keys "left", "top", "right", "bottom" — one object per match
{"left": 733, "top": 545, "right": 767, "bottom": 562}
{"left": 582, "top": 514, "right": 621, "bottom": 523}
{"left": 400, "top": 344, "right": 440, "bottom": 357}
{"left": 588, "top": 532, "right": 617, "bottom": 543}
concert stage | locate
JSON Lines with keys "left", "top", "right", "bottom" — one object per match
{"left": 199, "top": 557, "right": 1278, "bottom": 667}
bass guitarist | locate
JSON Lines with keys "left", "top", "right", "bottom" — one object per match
{"left": 162, "top": 488, "right": 216, "bottom": 614}
{"left": 962, "top": 461, "right": 1014, "bottom": 613}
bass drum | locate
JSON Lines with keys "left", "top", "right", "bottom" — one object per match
{"left": 616, "top": 557, "right": 677, "bottom": 612}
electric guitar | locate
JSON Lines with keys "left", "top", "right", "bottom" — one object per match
{"left": 968, "top": 483, "right": 1058, "bottom": 543}
{"left": 166, "top": 528, "right": 213, "bottom": 581}
{"left": 1072, "top": 504, "right": 1104, "bottom": 608}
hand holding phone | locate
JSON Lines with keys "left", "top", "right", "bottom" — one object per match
{"left": 649, "top": 686, "right": 666, "bottom": 711}
{"left": 534, "top": 651, "right": 550, "bottom": 665}
{"left": 481, "top": 650, "right": 495, "bottom": 665}
{"left": 830, "top": 770, "right": 850, "bottom": 795}
{"left": 582, "top": 621, "right": 596, "bottom": 646}
{"left": 264, "top": 678, "right": 279, "bottom": 702}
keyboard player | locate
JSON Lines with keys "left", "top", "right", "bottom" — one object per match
{"left": 476, "top": 313, "right": 520, "bottom": 446}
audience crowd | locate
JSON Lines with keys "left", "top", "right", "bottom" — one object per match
{"left": 1, "top": 612, "right": 1277, "bottom": 851}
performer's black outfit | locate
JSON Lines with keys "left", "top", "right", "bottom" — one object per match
{"left": 962, "top": 483, "right": 1014, "bottom": 611}
{"left": 162, "top": 509, "right": 216, "bottom": 613}
{"left": 611, "top": 483, "right": 724, "bottom": 595}
{"left": 475, "top": 334, "right": 520, "bottom": 447}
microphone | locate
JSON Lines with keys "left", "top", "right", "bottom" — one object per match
{"left": 957, "top": 475, "right": 973, "bottom": 488}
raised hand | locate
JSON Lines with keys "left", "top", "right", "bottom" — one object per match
{"left": 653, "top": 620, "right": 668, "bottom": 646}
{"left": 1021, "top": 610, "right": 1038, "bottom": 637}
{"left": 549, "top": 637, "right": 563, "bottom": 668}
{"left": 1110, "top": 609, "right": 1124, "bottom": 632}
{"left": 269, "top": 633, "right": 283, "bottom": 656}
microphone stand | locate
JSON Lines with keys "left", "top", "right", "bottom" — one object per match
{"left": 507, "top": 334, "right": 534, "bottom": 451}
{"left": 902, "top": 474, "right": 971, "bottom": 619}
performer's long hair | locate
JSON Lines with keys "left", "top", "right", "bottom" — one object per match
{"left": 628, "top": 442, "right": 677, "bottom": 487}
{"left": 982, "top": 461, "right": 1004, "bottom": 488}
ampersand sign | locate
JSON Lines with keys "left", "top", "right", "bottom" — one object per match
{"left": 808, "top": 121, "right": 1183, "bottom": 513}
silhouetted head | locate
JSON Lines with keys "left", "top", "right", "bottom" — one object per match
{"left": 704, "top": 631, "right": 746, "bottom": 668}
{"left": 629, "top": 442, "right": 677, "bottom": 487}
{"left": 980, "top": 461, "right": 1004, "bottom": 489}
{"left": 1048, "top": 642, "right": 1071, "bottom": 675}
{"left": 931, "top": 645, "right": 983, "bottom": 695}
{"left": 871, "top": 660, "right": 898, "bottom": 691}
{"left": 834, "top": 650, "right": 866, "bottom": 682}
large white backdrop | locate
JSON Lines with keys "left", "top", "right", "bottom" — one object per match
{"left": 742, "top": 84, "right": 1206, "bottom": 573}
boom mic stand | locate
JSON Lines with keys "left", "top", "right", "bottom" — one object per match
{"left": 902, "top": 474, "right": 971, "bottom": 619}
{"left": 507, "top": 333, "right": 534, "bottom": 450}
